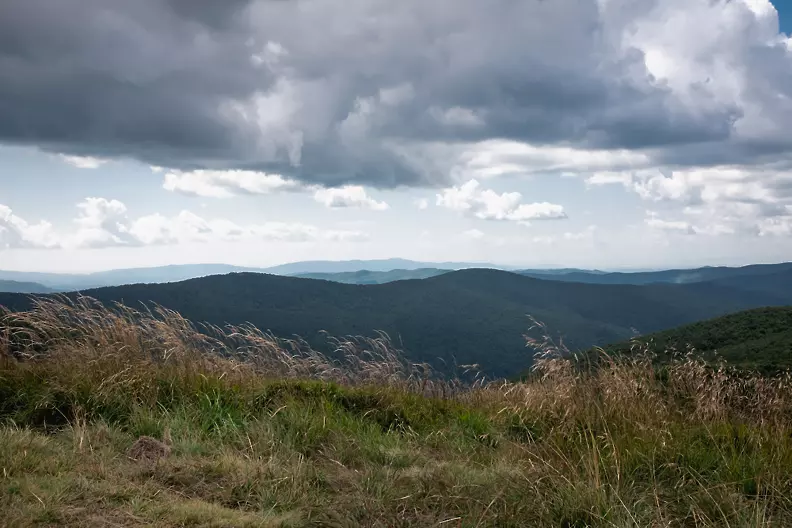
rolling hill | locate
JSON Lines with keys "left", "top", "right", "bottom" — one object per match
{"left": 708, "top": 269, "right": 792, "bottom": 298}
{"left": 0, "top": 264, "right": 266, "bottom": 291}
{"left": 0, "top": 280, "right": 53, "bottom": 294}
{"left": 599, "top": 306, "right": 792, "bottom": 374}
{"left": 2, "top": 268, "right": 789, "bottom": 378}
{"left": 4, "top": 260, "right": 789, "bottom": 291}
{"left": 518, "top": 261, "right": 792, "bottom": 285}
{"left": 0, "top": 260, "right": 492, "bottom": 290}
{"left": 292, "top": 268, "right": 450, "bottom": 284}
{"left": 263, "top": 258, "right": 496, "bottom": 275}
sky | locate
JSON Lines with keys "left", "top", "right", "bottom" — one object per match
{"left": 2, "top": 0, "right": 792, "bottom": 273}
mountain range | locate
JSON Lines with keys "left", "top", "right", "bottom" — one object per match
{"left": 0, "top": 259, "right": 495, "bottom": 292}
{"left": 2, "top": 259, "right": 790, "bottom": 292}
{"left": 2, "top": 266, "right": 791, "bottom": 377}
{"left": 517, "top": 262, "right": 792, "bottom": 285}
{"left": 262, "top": 258, "right": 495, "bottom": 275}
{"left": 292, "top": 268, "right": 450, "bottom": 284}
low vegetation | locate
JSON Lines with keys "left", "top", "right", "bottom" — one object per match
{"left": 2, "top": 298, "right": 792, "bottom": 526}
{"left": 600, "top": 307, "right": 792, "bottom": 374}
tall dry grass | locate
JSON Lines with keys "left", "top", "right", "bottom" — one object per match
{"left": 3, "top": 296, "right": 792, "bottom": 526}
{"left": 4, "top": 295, "right": 792, "bottom": 417}
{"left": 0, "top": 295, "right": 470, "bottom": 396}
{"left": 3, "top": 295, "right": 792, "bottom": 427}
{"left": 520, "top": 317, "right": 792, "bottom": 420}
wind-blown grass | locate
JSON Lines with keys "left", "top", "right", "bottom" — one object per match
{"left": 2, "top": 297, "right": 792, "bottom": 526}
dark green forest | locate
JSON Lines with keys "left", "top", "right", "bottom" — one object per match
{"left": 600, "top": 306, "right": 792, "bottom": 374}
{"left": 292, "top": 268, "right": 449, "bottom": 284}
{"left": 518, "top": 262, "right": 792, "bottom": 285}
{"left": 2, "top": 269, "right": 790, "bottom": 377}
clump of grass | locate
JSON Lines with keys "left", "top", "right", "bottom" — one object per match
{"left": 2, "top": 297, "right": 792, "bottom": 526}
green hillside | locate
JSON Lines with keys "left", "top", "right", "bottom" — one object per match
{"left": 519, "top": 261, "right": 792, "bottom": 285}
{"left": 2, "top": 269, "right": 789, "bottom": 378}
{"left": 292, "top": 268, "right": 450, "bottom": 284}
{"left": 601, "top": 307, "right": 792, "bottom": 373}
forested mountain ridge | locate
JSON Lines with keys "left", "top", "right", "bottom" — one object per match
{"left": 292, "top": 268, "right": 450, "bottom": 284}
{"left": 599, "top": 306, "right": 792, "bottom": 374}
{"left": 2, "top": 268, "right": 789, "bottom": 377}
{"left": 0, "top": 280, "right": 54, "bottom": 294}
{"left": 3, "top": 260, "right": 791, "bottom": 289}
{"left": 518, "top": 262, "right": 792, "bottom": 285}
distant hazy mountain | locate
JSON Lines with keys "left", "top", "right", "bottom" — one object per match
{"left": 708, "top": 269, "right": 792, "bottom": 297}
{"left": 0, "top": 280, "right": 54, "bottom": 294}
{"left": 0, "top": 264, "right": 267, "bottom": 291}
{"left": 74, "top": 264, "right": 267, "bottom": 289}
{"left": 518, "top": 268, "right": 607, "bottom": 276}
{"left": 0, "top": 271, "right": 81, "bottom": 289}
{"left": 3, "top": 260, "right": 790, "bottom": 293}
{"left": 263, "top": 258, "right": 498, "bottom": 275}
{"left": 0, "top": 260, "right": 491, "bottom": 291}
{"left": 2, "top": 268, "right": 789, "bottom": 378}
{"left": 293, "top": 268, "right": 451, "bottom": 284}
{"left": 518, "top": 262, "right": 792, "bottom": 285}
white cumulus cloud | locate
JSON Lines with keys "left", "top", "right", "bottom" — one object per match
{"left": 71, "top": 197, "right": 134, "bottom": 248}
{"left": 0, "top": 205, "right": 60, "bottom": 249}
{"left": 0, "top": 200, "right": 368, "bottom": 250}
{"left": 162, "top": 169, "right": 309, "bottom": 198}
{"left": 436, "top": 179, "right": 567, "bottom": 223}
{"left": 589, "top": 165, "right": 792, "bottom": 236}
{"left": 313, "top": 186, "right": 390, "bottom": 210}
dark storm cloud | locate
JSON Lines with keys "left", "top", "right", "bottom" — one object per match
{"left": 164, "top": 0, "right": 253, "bottom": 29}
{"left": 0, "top": 0, "right": 268, "bottom": 161}
{"left": 0, "top": 0, "right": 790, "bottom": 187}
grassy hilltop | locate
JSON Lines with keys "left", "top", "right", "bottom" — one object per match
{"left": 2, "top": 298, "right": 792, "bottom": 526}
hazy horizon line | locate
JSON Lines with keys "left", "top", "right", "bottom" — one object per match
{"left": 2, "top": 257, "right": 791, "bottom": 277}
